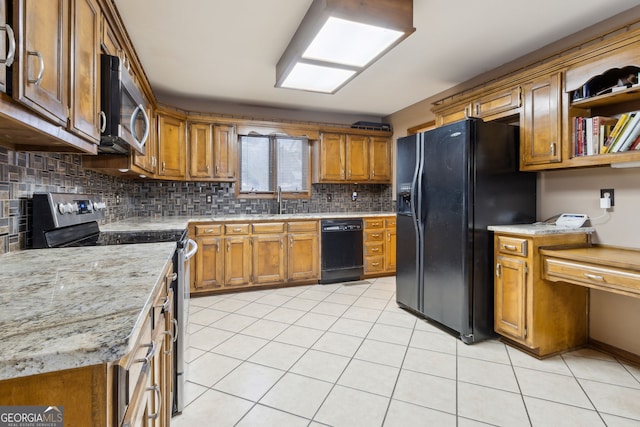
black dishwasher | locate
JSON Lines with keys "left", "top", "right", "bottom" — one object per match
{"left": 320, "top": 219, "right": 364, "bottom": 284}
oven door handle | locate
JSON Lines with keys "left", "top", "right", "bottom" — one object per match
{"left": 184, "top": 238, "right": 198, "bottom": 260}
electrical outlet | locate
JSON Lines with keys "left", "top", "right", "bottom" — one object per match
{"left": 206, "top": 194, "right": 213, "bottom": 204}
{"left": 327, "top": 193, "right": 332, "bottom": 202}
{"left": 115, "top": 194, "right": 120, "bottom": 204}
{"left": 600, "top": 188, "right": 614, "bottom": 206}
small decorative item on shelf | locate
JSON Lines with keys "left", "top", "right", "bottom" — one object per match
{"left": 571, "top": 66, "right": 640, "bottom": 101}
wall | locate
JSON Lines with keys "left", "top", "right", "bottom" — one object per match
{"left": 0, "top": 146, "right": 392, "bottom": 255}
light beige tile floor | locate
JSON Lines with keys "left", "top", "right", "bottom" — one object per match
{"left": 172, "top": 277, "right": 640, "bottom": 427}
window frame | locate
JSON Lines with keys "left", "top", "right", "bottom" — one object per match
{"left": 236, "top": 134, "right": 312, "bottom": 199}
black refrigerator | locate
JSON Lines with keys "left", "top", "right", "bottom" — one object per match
{"left": 396, "top": 118, "right": 536, "bottom": 344}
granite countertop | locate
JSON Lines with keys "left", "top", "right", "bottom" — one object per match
{"left": 0, "top": 242, "right": 176, "bottom": 381}
{"left": 101, "top": 212, "right": 396, "bottom": 233}
{"left": 488, "top": 223, "right": 596, "bottom": 235}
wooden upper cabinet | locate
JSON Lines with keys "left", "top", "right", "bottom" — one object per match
{"left": 369, "top": 136, "right": 391, "bottom": 183}
{"left": 213, "top": 124, "right": 236, "bottom": 180}
{"left": 188, "top": 122, "right": 236, "bottom": 181}
{"left": 14, "top": 0, "right": 69, "bottom": 125}
{"left": 474, "top": 86, "right": 522, "bottom": 119}
{"left": 313, "top": 131, "right": 391, "bottom": 183}
{"left": 434, "top": 102, "right": 471, "bottom": 127}
{"left": 69, "top": 0, "right": 101, "bottom": 143}
{"left": 346, "top": 134, "right": 369, "bottom": 181}
{"left": 521, "top": 72, "right": 562, "bottom": 169}
{"left": 189, "top": 122, "right": 213, "bottom": 179}
{"left": 315, "top": 132, "right": 346, "bottom": 181}
{"left": 100, "top": 13, "right": 120, "bottom": 56}
{"left": 157, "top": 112, "right": 186, "bottom": 178}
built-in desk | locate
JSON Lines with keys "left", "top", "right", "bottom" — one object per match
{"left": 540, "top": 246, "right": 640, "bottom": 299}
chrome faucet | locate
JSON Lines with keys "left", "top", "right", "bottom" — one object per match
{"left": 277, "top": 186, "right": 283, "bottom": 214}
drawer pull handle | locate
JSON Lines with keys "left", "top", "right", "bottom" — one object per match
{"left": 135, "top": 341, "right": 157, "bottom": 365}
{"left": 233, "top": 228, "right": 242, "bottom": 232}
{"left": 206, "top": 229, "right": 215, "bottom": 233}
{"left": 503, "top": 244, "right": 518, "bottom": 251}
{"left": 371, "top": 248, "right": 380, "bottom": 252}
{"left": 372, "top": 233, "right": 381, "bottom": 238}
{"left": 584, "top": 273, "right": 605, "bottom": 281}
{"left": 147, "top": 384, "right": 161, "bottom": 420}
{"left": 372, "top": 262, "right": 380, "bottom": 266}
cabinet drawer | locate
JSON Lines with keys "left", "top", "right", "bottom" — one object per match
{"left": 543, "top": 258, "right": 640, "bottom": 296}
{"left": 497, "top": 236, "right": 528, "bottom": 256}
{"left": 385, "top": 217, "right": 396, "bottom": 228}
{"left": 119, "top": 314, "right": 153, "bottom": 406}
{"left": 287, "top": 221, "right": 317, "bottom": 232}
{"left": 365, "top": 230, "right": 385, "bottom": 242}
{"left": 365, "top": 242, "right": 384, "bottom": 257}
{"left": 364, "top": 218, "right": 384, "bottom": 229}
{"left": 252, "top": 222, "right": 285, "bottom": 234}
{"left": 225, "top": 224, "right": 250, "bottom": 235}
{"left": 365, "top": 256, "right": 385, "bottom": 272}
{"left": 195, "top": 224, "right": 222, "bottom": 236}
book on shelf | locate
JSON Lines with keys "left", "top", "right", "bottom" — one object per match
{"left": 629, "top": 133, "right": 640, "bottom": 150}
{"left": 602, "top": 113, "right": 631, "bottom": 153}
{"left": 593, "top": 116, "right": 617, "bottom": 154}
{"left": 573, "top": 116, "right": 616, "bottom": 156}
{"left": 612, "top": 111, "right": 640, "bottom": 152}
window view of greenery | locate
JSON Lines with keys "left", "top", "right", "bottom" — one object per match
{"left": 239, "top": 135, "right": 309, "bottom": 195}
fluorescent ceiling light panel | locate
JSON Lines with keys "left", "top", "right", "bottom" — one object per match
{"left": 303, "top": 17, "right": 404, "bottom": 67}
{"left": 280, "top": 62, "right": 356, "bottom": 93}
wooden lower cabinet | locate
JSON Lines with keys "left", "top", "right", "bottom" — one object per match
{"left": 287, "top": 221, "right": 319, "bottom": 282}
{"left": 493, "top": 231, "right": 590, "bottom": 357}
{"left": 224, "top": 235, "right": 252, "bottom": 287}
{"left": 190, "top": 220, "right": 319, "bottom": 294}
{"left": 0, "top": 261, "right": 175, "bottom": 427}
{"left": 252, "top": 232, "right": 286, "bottom": 285}
{"left": 363, "top": 216, "right": 396, "bottom": 277}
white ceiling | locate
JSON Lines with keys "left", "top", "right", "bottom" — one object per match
{"left": 114, "top": 0, "right": 640, "bottom": 118}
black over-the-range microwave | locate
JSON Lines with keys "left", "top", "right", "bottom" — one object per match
{"left": 99, "top": 54, "right": 149, "bottom": 155}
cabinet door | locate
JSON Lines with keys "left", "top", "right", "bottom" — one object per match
{"left": 346, "top": 134, "right": 369, "bottom": 181}
{"left": 494, "top": 255, "right": 528, "bottom": 341}
{"left": 385, "top": 227, "right": 396, "bottom": 272}
{"left": 288, "top": 233, "right": 319, "bottom": 281}
{"left": 15, "top": 0, "right": 69, "bottom": 125}
{"left": 224, "top": 236, "right": 251, "bottom": 287}
{"left": 474, "top": 86, "right": 522, "bottom": 118}
{"left": 157, "top": 113, "right": 186, "bottom": 178}
{"left": 435, "top": 102, "right": 472, "bottom": 127}
{"left": 213, "top": 124, "right": 236, "bottom": 180}
{"left": 193, "top": 236, "right": 224, "bottom": 291}
{"left": 69, "top": 0, "right": 100, "bottom": 143}
{"left": 318, "top": 133, "right": 345, "bottom": 181}
{"left": 189, "top": 123, "right": 213, "bottom": 179}
{"left": 252, "top": 234, "right": 286, "bottom": 284}
{"left": 369, "top": 136, "right": 391, "bottom": 182}
{"left": 521, "top": 73, "right": 562, "bottom": 168}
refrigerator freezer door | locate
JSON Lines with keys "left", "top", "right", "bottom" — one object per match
{"left": 395, "top": 134, "right": 422, "bottom": 312}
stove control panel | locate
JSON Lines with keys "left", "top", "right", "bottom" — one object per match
{"left": 34, "top": 193, "right": 107, "bottom": 227}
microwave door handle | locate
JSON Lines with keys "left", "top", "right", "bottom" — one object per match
{"left": 130, "top": 104, "right": 150, "bottom": 148}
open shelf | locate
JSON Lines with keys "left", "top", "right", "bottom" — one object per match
{"left": 571, "top": 85, "right": 640, "bottom": 109}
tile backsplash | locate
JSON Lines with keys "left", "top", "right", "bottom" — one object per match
{"left": 0, "top": 147, "right": 393, "bottom": 254}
